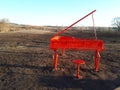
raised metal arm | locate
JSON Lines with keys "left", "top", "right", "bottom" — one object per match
{"left": 53, "top": 10, "right": 96, "bottom": 37}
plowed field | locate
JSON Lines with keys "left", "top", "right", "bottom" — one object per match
{"left": 0, "top": 30, "right": 120, "bottom": 90}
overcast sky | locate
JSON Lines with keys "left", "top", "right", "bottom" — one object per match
{"left": 0, "top": 0, "right": 120, "bottom": 27}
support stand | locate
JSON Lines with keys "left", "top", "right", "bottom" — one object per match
{"left": 94, "top": 50, "right": 101, "bottom": 71}
{"left": 52, "top": 50, "right": 58, "bottom": 71}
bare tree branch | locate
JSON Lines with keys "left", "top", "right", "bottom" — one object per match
{"left": 112, "top": 17, "right": 120, "bottom": 31}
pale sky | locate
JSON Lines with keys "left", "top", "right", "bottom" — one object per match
{"left": 0, "top": 0, "right": 120, "bottom": 27}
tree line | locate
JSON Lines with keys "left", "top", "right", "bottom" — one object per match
{"left": 0, "top": 18, "right": 9, "bottom": 32}
{"left": 0, "top": 17, "right": 120, "bottom": 32}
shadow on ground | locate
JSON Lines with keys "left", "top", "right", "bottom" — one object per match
{"left": 38, "top": 75, "right": 120, "bottom": 90}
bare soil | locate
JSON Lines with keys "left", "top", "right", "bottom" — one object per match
{"left": 0, "top": 30, "right": 120, "bottom": 90}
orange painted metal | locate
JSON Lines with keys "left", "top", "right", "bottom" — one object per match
{"left": 50, "top": 36, "right": 104, "bottom": 51}
{"left": 49, "top": 10, "right": 105, "bottom": 71}
{"left": 94, "top": 50, "right": 101, "bottom": 71}
{"left": 52, "top": 50, "right": 58, "bottom": 71}
{"left": 52, "top": 10, "right": 96, "bottom": 37}
{"left": 72, "top": 60, "right": 85, "bottom": 79}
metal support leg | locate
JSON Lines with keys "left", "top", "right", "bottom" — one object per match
{"left": 62, "top": 49, "right": 65, "bottom": 56}
{"left": 52, "top": 50, "right": 58, "bottom": 71}
{"left": 94, "top": 50, "right": 101, "bottom": 71}
{"left": 76, "top": 64, "right": 80, "bottom": 78}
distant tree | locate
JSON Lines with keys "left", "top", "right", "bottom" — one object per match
{"left": 0, "top": 18, "right": 10, "bottom": 32}
{"left": 112, "top": 17, "right": 120, "bottom": 31}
